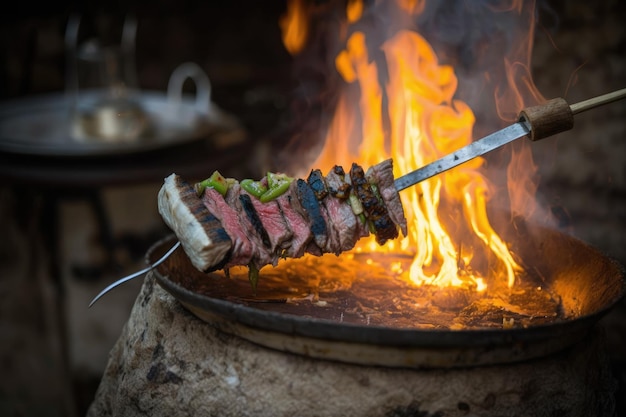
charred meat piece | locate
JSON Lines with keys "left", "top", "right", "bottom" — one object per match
{"left": 320, "top": 165, "right": 365, "bottom": 253}
{"left": 291, "top": 179, "right": 328, "bottom": 250}
{"left": 325, "top": 165, "right": 352, "bottom": 199}
{"left": 307, "top": 169, "right": 329, "bottom": 200}
{"left": 366, "top": 159, "right": 408, "bottom": 237}
{"left": 350, "top": 162, "right": 399, "bottom": 245}
{"left": 302, "top": 176, "right": 346, "bottom": 256}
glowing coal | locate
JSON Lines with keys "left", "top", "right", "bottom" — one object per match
{"left": 182, "top": 251, "right": 564, "bottom": 331}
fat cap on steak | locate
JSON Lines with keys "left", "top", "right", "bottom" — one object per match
{"left": 158, "top": 174, "right": 232, "bottom": 272}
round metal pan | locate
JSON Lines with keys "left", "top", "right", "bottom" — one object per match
{"left": 0, "top": 91, "right": 231, "bottom": 158}
{"left": 149, "top": 222, "right": 625, "bottom": 368}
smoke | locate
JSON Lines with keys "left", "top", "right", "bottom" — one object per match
{"left": 275, "top": 0, "right": 557, "bottom": 227}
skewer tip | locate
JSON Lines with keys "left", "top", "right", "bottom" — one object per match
{"left": 88, "top": 241, "right": 181, "bottom": 307}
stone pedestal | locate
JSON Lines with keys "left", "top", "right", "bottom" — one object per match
{"left": 88, "top": 273, "right": 617, "bottom": 417}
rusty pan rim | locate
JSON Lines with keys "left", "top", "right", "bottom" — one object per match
{"left": 148, "top": 233, "right": 625, "bottom": 351}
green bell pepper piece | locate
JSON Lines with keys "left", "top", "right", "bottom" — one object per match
{"left": 240, "top": 179, "right": 268, "bottom": 198}
{"left": 195, "top": 170, "right": 229, "bottom": 196}
{"left": 267, "top": 172, "right": 292, "bottom": 188}
{"left": 259, "top": 179, "right": 291, "bottom": 203}
{"left": 348, "top": 192, "right": 364, "bottom": 215}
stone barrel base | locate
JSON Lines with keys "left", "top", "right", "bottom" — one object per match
{"left": 88, "top": 273, "right": 617, "bottom": 417}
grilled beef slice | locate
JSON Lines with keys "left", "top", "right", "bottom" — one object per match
{"left": 322, "top": 196, "right": 360, "bottom": 253}
{"left": 307, "top": 169, "right": 329, "bottom": 200}
{"left": 225, "top": 184, "right": 274, "bottom": 267}
{"left": 307, "top": 169, "right": 343, "bottom": 252}
{"left": 325, "top": 165, "right": 351, "bottom": 199}
{"left": 239, "top": 194, "right": 272, "bottom": 249}
{"left": 245, "top": 190, "right": 293, "bottom": 257}
{"left": 319, "top": 200, "right": 343, "bottom": 254}
{"left": 275, "top": 193, "right": 313, "bottom": 258}
{"left": 291, "top": 179, "right": 328, "bottom": 250}
{"left": 324, "top": 166, "right": 367, "bottom": 252}
{"left": 366, "top": 159, "right": 408, "bottom": 237}
{"left": 350, "top": 162, "right": 398, "bottom": 245}
{"left": 202, "top": 186, "right": 255, "bottom": 267}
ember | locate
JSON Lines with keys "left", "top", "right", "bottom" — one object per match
{"left": 185, "top": 253, "right": 565, "bottom": 330}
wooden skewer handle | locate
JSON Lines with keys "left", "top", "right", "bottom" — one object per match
{"left": 570, "top": 88, "right": 626, "bottom": 115}
{"left": 519, "top": 87, "right": 626, "bottom": 141}
{"left": 519, "top": 97, "right": 573, "bottom": 141}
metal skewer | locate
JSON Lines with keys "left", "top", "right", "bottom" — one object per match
{"left": 88, "top": 241, "right": 180, "bottom": 307}
{"left": 89, "top": 88, "right": 626, "bottom": 307}
{"left": 395, "top": 88, "right": 626, "bottom": 191}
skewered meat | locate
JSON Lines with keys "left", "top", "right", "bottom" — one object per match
{"left": 158, "top": 175, "right": 232, "bottom": 272}
{"left": 157, "top": 159, "right": 407, "bottom": 287}
{"left": 366, "top": 160, "right": 408, "bottom": 237}
{"left": 349, "top": 162, "right": 398, "bottom": 245}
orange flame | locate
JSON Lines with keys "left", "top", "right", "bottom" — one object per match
{"left": 279, "top": 0, "right": 550, "bottom": 292}
{"left": 346, "top": 0, "right": 363, "bottom": 23}
{"left": 279, "top": 0, "right": 309, "bottom": 55}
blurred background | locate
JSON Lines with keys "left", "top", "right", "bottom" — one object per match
{"left": 0, "top": 1, "right": 624, "bottom": 416}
